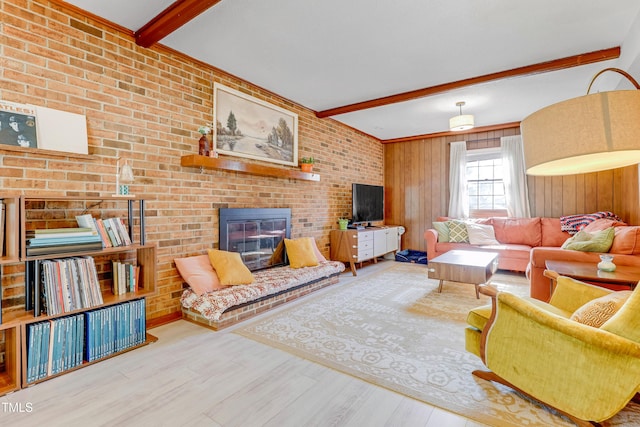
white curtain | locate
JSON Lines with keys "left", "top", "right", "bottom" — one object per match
{"left": 501, "top": 135, "right": 531, "bottom": 218}
{"left": 448, "top": 141, "right": 469, "bottom": 218}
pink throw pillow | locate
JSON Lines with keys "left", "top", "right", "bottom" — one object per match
{"left": 311, "top": 238, "right": 327, "bottom": 262}
{"left": 175, "top": 254, "right": 226, "bottom": 295}
{"left": 583, "top": 218, "right": 628, "bottom": 233}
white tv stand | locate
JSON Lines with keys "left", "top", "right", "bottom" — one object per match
{"left": 330, "top": 225, "right": 401, "bottom": 275}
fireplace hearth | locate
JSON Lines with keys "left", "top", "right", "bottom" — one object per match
{"left": 219, "top": 208, "right": 291, "bottom": 271}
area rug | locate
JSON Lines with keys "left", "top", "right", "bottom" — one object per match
{"left": 235, "top": 263, "right": 640, "bottom": 426}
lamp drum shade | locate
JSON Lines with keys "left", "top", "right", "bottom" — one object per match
{"left": 449, "top": 114, "right": 475, "bottom": 131}
{"left": 521, "top": 90, "right": 640, "bottom": 175}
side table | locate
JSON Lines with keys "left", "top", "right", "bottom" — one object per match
{"left": 545, "top": 260, "right": 640, "bottom": 295}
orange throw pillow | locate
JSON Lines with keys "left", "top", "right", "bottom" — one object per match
{"left": 207, "top": 249, "right": 254, "bottom": 286}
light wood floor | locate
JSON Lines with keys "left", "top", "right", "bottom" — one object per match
{"left": 0, "top": 260, "right": 491, "bottom": 427}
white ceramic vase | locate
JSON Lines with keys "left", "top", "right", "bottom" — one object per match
{"left": 597, "top": 254, "right": 616, "bottom": 272}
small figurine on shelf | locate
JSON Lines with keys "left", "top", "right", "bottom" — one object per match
{"left": 197, "top": 125, "right": 211, "bottom": 157}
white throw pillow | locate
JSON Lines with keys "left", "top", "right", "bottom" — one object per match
{"left": 466, "top": 223, "right": 500, "bottom": 245}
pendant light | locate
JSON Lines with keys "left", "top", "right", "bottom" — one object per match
{"left": 449, "top": 101, "right": 475, "bottom": 131}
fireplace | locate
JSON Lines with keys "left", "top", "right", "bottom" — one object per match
{"left": 219, "top": 208, "right": 291, "bottom": 271}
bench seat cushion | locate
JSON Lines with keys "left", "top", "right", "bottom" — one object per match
{"left": 181, "top": 261, "right": 345, "bottom": 321}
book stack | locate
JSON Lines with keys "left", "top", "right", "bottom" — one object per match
{"left": 85, "top": 299, "right": 146, "bottom": 362}
{"left": 25, "top": 314, "right": 85, "bottom": 383}
{"left": 39, "top": 256, "right": 104, "bottom": 316}
{"left": 112, "top": 261, "right": 140, "bottom": 295}
{"left": 26, "top": 227, "right": 102, "bottom": 256}
{"left": 25, "top": 299, "right": 146, "bottom": 382}
{"left": 76, "top": 214, "right": 132, "bottom": 248}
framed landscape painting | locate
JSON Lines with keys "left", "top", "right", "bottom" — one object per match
{"left": 213, "top": 83, "right": 298, "bottom": 166}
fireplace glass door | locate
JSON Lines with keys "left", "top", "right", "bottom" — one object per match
{"left": 219, "top": 208, "right": 291, "bottom": 271}
{"left": 225, "top": 219, "right": 286, "bottom": 270}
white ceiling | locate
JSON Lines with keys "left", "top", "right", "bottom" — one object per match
{"left": 64, "top": 0, "right": 640, "bottom": 140}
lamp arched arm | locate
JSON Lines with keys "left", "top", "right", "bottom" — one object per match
{"left": 587, "top": 67, "right": 640, "bottom": 94}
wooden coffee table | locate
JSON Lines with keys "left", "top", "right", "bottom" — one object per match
{"left": 545, "top": 260, "right": 640, "bottom": 293}
{"left": 427, "top": 250, "right": 499, "bottom": 298}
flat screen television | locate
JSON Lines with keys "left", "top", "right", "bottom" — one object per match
{"left": 352, "top": 183, "right": 384, "bottom": 225}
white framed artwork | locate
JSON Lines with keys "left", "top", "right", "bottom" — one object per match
{"left": 213, "top": 83, "right": 298, "bottom": 167}
{"left": 0, "top": 100, "right": 88, "bottom": 155}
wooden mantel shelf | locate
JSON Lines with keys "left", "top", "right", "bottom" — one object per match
{"left": 180, "top": 154, "right": 320, "bottom": 182}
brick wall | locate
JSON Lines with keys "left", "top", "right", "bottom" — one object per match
{"left": 0, "top": 0, "right": 383, "bottom": 319}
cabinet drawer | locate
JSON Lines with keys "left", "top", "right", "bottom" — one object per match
{"left": 358, "top": 239, "right": 373, "bottom": 250}
{"left": 359, "top": 231, "right": 374, "bottom": 241}
{"left": 357, "top": 248, "right": 374, "bottom": 260}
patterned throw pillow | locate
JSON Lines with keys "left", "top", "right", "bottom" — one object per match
{"left": 570, "top": 291, "right": 632, "bottom": 327}
{"left": 447, "top": 220, "right": 469, "bottom": 243}
{"left": 432, "top": 221, "right": 450, "bottom": 242}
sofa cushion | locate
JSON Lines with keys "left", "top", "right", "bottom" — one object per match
{"left": 571, "top": 291, "right": 632, "bottom": 328}
{"left": 541, "top": 217, "right": 571, "bottom": 247}
{"left": 491, "top": 244, "right": 534, "bottom": 260}
{"left": 561, "top": 227, "right": 615, "bottom": 252}
{"left": 492, "top": 217, "right": 542, "bottom": 247}
{"left": 609, "top": 226, "right": 640, "bottom": 255}
{"left": 466, "top": 223, "right": 499, "bottom": 245}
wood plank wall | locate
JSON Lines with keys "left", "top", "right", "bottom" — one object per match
{"left": 384, "top": 126, "right": 640, "bottom": 252}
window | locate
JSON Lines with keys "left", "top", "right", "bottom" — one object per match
{"left": 466, "top": 148, "right": 506, "bottom": 212}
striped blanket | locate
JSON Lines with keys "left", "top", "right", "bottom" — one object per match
{"left": 560, "top": 211, "right": 622, "bottom": 234}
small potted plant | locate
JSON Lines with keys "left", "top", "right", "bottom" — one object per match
{"left": 300, "top": 156, "right": 315, "bottom": 173}
{"left": 338, "top": 218, "right": 349, "bottom": 230}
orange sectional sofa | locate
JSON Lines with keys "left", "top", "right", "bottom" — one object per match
{"left": 425, "top": 217, "right": 640, "bottom": 302}
{"left": 528, "top": 224, "right": 640, "bottom": 301}
{"left": 424, "top": 216, "right": 570, "bottom": 272}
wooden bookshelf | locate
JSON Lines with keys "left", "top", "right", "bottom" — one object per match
{"left": 181, "top": 154, "right": 320, "bottom": 181}
{"left": 0, "top": 194, "right": 157, "bottom": 396}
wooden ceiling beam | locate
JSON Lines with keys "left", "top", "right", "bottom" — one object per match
{"left": 380, "top": 122, "right": 521, "bottom": 144}
{"left": 135, "top": 0, "right": 223, "bottom": 48}
{"left": 316, "top": 47, "right": 621, "bottom": 118}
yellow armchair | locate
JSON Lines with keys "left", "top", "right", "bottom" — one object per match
{"left": 466, "top": 271, "right": 640, "bottom": 426}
